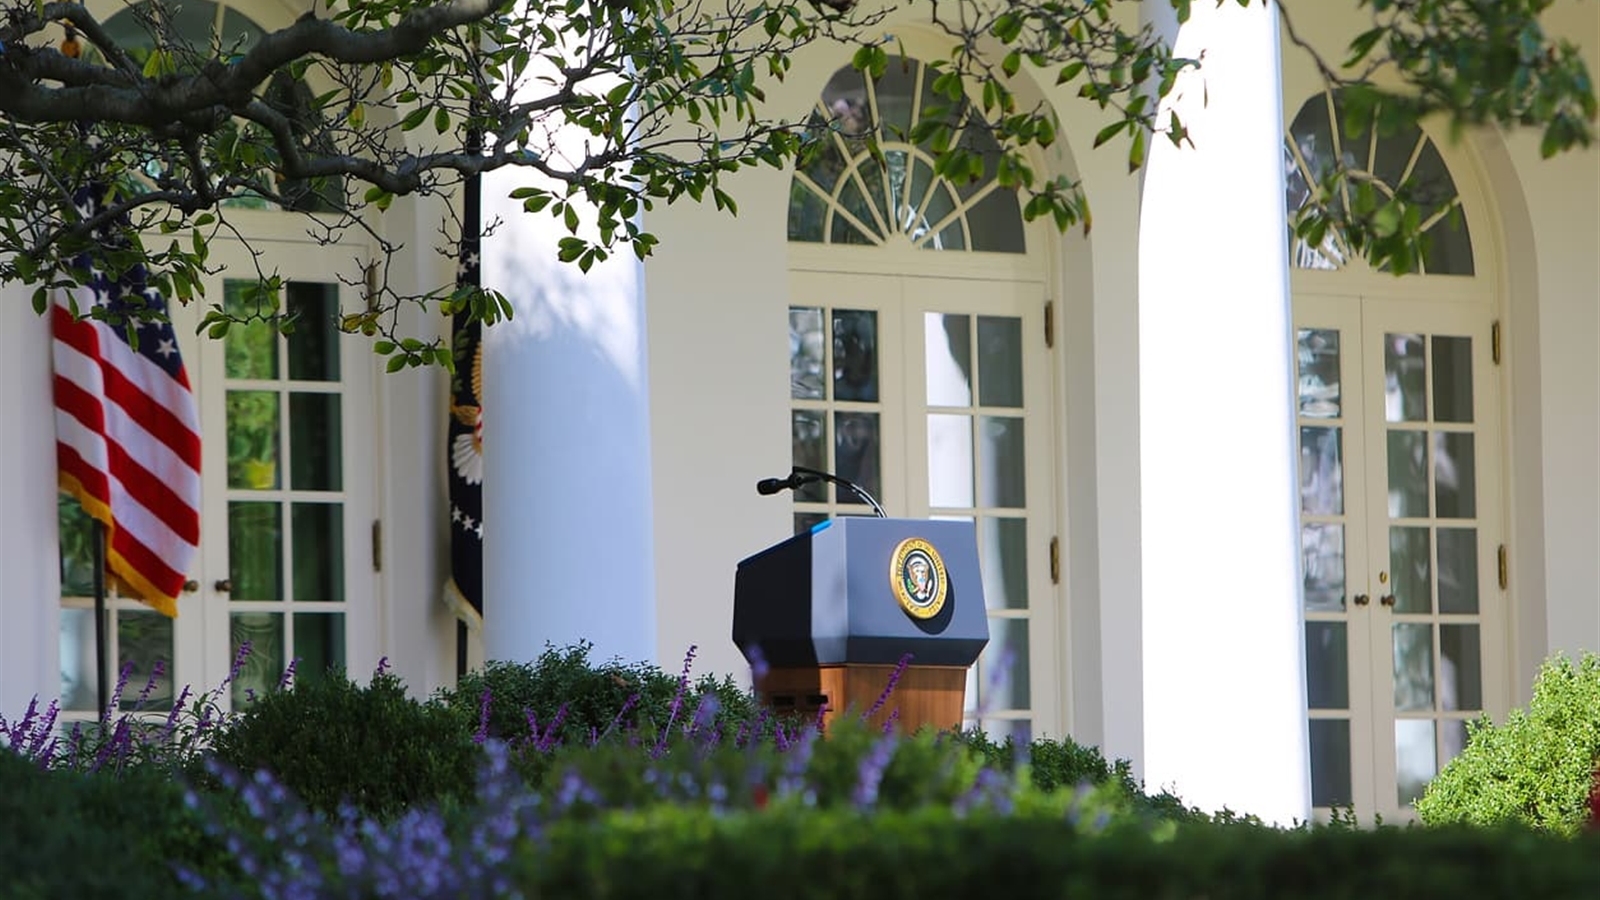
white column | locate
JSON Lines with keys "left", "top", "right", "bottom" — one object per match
{"left": 1137, "top": 0, "right": 1309, "bottom": 823}
{"left": 479, "top": 188, "right": 658, "bottom": 666}
{"left": 0, "top": 289, "right": 63, "bottom": 721}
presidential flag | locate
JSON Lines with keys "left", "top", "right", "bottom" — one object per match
{"left": 51, "top": 185, "right": 202, "bottom": 617}
{"left": 445, "top": 169, "right": 484, "bottom": 625}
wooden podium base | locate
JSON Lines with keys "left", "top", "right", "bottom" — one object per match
{"left": 757, "top": 664, "right": 968, "bottom": 735}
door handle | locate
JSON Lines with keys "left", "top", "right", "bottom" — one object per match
{"left": 1380, "top": 594, "right": 1396, "bottom": 608}
{"left": 214, "top": 579, "right": 232, "bottom": 593}
{"left": 1352, "top": 593, "right": 1370, "bottom": 606}
{"left": 183, "top": 580, "right": 199, "bottom": 593}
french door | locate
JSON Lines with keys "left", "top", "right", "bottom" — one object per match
{"left": 1297, "top": 292, "right": 1506, "bottom": 821}
{"left": 59, "top": 237, "right": 377, "bottom": 717}
{"left": 786, "top": 268, "right": 1059, "bottom": 740}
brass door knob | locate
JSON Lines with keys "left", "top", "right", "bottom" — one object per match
{"left": 182, "top": 580, "right": 199, "bottom": 593}
{"left": 1352, "top": 593, "right": 1370, "bottom": 606}
{"left": 1380, "top": 594, "right": 1396, "bottom": 607}
{"left": 214, "top": 579, "right": 232, "bottom": 592}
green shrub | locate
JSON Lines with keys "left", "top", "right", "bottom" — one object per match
{"left": 207, "top": 667, "right": 479, "bottom": 819}
{"left": 1417, "top": 652, "right": 1600, "bottom": 834}
{"left": 0, "top": 750, "right": 231, "bottom": 899}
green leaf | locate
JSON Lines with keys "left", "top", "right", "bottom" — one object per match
{"left": 1092, "top": 121, "right": 1124, "bottom": 149}
{"left": 1128, "top": 127, "right": 1147, "bottom": 172}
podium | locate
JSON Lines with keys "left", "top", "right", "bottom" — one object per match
{"left": 733, "top": 517, "right": 988, "bottom": 734}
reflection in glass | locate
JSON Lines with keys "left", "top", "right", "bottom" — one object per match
{"left": 791, "top": 410, "right": 827, "bottom": 502}
{"left": 117, "top": 610, "right": 174, "bottom": 711}
{"left": 928, "top": 414, "right": 974, "bottom": 508}
{"left": 925, "top": 313, "right": 973, "bottom": 407}
{"left": 1387, "top": 430, "right": 1427, "bottom": 518}
{"left": 58, "top": 495, "right": 98, "bottom": 597}
{"left": 1431, "top": 336, "right": 1473, "bottom": 423}
{"left": 229, "top": 502, "right": 282, "bottom": 602}
{"left": 832, "top": 310, "right": 878, "bottom": 402}
{"left": 1441, "top": 720, "right": 1469, "bottom": 771}
{"left": 789, "top": 307, "right": 825, "bottom": 400}
{"left": 223, "top": 280, "right": 279, "bottom": 380}
{"left": 1436, "top": 528, "right": 1479, "bottom": 614}
{"left": 1423, "top": 208, "right": 1475, "bottom": 276}
{"left": 1393, "top": 623, "right": 1435, "bottom": 712}
{"left": 59, "top": 607, "right": 96, "bottom": 712}
{"left": 1384, "top": 333, "right": 1427, "bottom": 423}
{"left": 1309, "top": 718, "right": 1353, "bottom": 808}
{"left": 834, "top": 412, "right": 880, "bottom": 505}
{"left": 1396, "top": 719, "right": 1437, "bottom": 806}
{"left": 1305, "top": 622, "right": 1349, "bottom": 710}
{"left": 293, "top": 612, "right": 346, "bottom": 684}
{"left": 286, "top": 283, "right": 340, "bottom": 382}
{"left": 966, "top": 190, "right": 1027, "bottom": 253}
{"left": 1434, "top": 432, "right": 1476, "bottom": 519}
{"left": 289, "top": 393, "right": 342, "bottom": 491}
{"left": 979, "top": 416, "right": 1026, "bottom": 508}
{"left": 981, "top": 518, "right": 1028, "bottom": 610}
{"left": 227, "top": 390, "right": 280, "bottom": 489}
{"left": 978, "top": 618, "right": 1030, "bottom": 710}
{"left": 292, "top": 503, "right": 344, "bottom": 603}
{"left": 977, "top": 317, "right": 1024, "bottom": 408}
{"left": 1300, "top": 427, "right": 1344, "bottom": 516}
{"left": 1302, "top": 523, "right": 1346, "bottom": 613}
{"left": 231, "top": 612, "right": 285, "bottom": 708}
{"left": 1297, "top": 329, "right": 1341, "bottom": 418}
{"left": 979, "top": 718, "right": 1033, "bottom": 745}
{"left": 1439, "top": 624, "right": 1482, "bottom": 712}
{"left": 1390, "top": 526, "right": 1432, "bottom": 614}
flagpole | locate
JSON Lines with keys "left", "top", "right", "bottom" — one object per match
{"left": 91, "top": 519, "right": 109, "bottom": 715}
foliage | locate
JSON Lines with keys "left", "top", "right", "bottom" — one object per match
{"left": 206, "top": 665, "right": 481, "bottom": 820}
{"left": 1416, "top": 652, "right": 1600, "bottom": 835}
{"left": 0, "top": 0, "right": 1588, "bottom": 359}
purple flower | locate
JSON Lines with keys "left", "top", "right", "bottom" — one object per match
{"left": 277, "top": 657, "right": 300, "bottom": 691}
{"left": 862, "top": 653, "right": 913, "bottom": 721}
{"left": 743, "top": 643, "right": 770, "bottom": 682}
{"left": 472, "top": 687, "right": 493, "bottom": 744}
{"left": 851, "top": 734, "right": 898, "bottom": 810}
{"left": 653, "top": 644, "right": 698, "bottom": 757}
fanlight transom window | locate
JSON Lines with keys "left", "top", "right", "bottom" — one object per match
{"left": 788, "top": 58, "right": 1026, "bottom": 254}
{"left": 1285, "top": 91, "right": 1474, "bottom": 275}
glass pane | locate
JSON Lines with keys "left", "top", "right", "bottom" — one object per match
{"left": 289, "top": 393, "right": 343, "bottom": 491}
{"left": 981, "top": 517, "right": 1028, "bottom": 610}
{"left": 223, "top": 280, "right": 278, "bottom": 380}
{"left": 978, "top": 416, "right": 1026, "bottom": 508}
{"left": 1297, "top": 328, "right": 1341, "bottom": 418}
{"left": 789, "top": 308, "right": 825, "bottom": 400}
{"left": 58, "top": 495, "right": 98, "bottom": 597}
{"left": 1396, "top": 719, "right": 1437, "bottom": 806}
{"left": 833, "top": 412, "right": 880, "bottom": 506}
{"left": 1434, "top": 432, "right": 1476, "bottom": 519}
{"left": 977, "top": 317, "right": 1023, "bottom": 408}
{"left": 1370, "top": 120, "right": 1425, "bottom": 188}
{"left": 916, "top": 185, "right": 959, "bottom": 248}
{"left": 978, "top": 618, "right": 1029, "bottom": 710}
{"left": 229, "top": 501, "right": 283, "bottom": 602}
{"left": 292, "top": 503, "right": 344, "bottom": 603}
{"left": 966, "top": 190, "right": 1026, "bottom": 254}
{"left": 59, "top": 607, "right": 97, "bottom": 712}
{"left": 927, "top": 218, "right": 966, "bottom": 251}
{"left": 832, "top": 310, "right": 878, "bottom": 402}
{"left": 1390, "top": 526, "right": 1432, "bottom": 614}
{"left": 1440, "top": 720, "right": 1469, "bottom": 770}
{"left": 1436, "top": 527, "right": 1479, "bottom": 614}
{"left": 1308, "top": 718, "right": 1353, "bottom": 808}
{"left": 116, "top": 610, "right": 174, "bottom": 711}
{"left": 231, "top": 612, "right": 284, "bottom": 707}
{"left": 831, "top": 179, "right": 878, "bottom": 245}
{"left": 1422, "top": 207, "right": 1474, "bottom": 276}
{"left": 1302, "top": 523, "right": 1346, "bottom": 613}
{"left": 1300, "top": 427, "right": 1344, "bottom": 516}
{"left": 794, "top": 512, "right": 829, "bottom": 535}
{"left": 925, "top": 313, "right": 973, "bottom": 407}
{"left": 1431, "top": 336, "right": 1473, "bottom": 424}
{"left": 791, "top": 410, "right": 826, "bottom": 502}
{"left": 227, "top": 390, "right": 281, "bottom": 489}
{"left": 1386, "top": 430, "right": 1427, "bottom": 518}
{"left": 787, "top": 184, "right": 826, "bottom": 243}
{"left": 1439, "top": 624, "right": 1482, "bottom": 712}
{"left": 286, "top": 283, "right": 340, "bottom": 382}
{"left": 293, "top": 612, "right": 346, "bottom": 683}
{"left": 1384, "top": 333, "right": 1427, "bottom": 423}
{"left": 1393, "top": 622, "right": 1435, "bottom": 712}
{"left": 1305, "top": 622, "right": 1349, "bottom": 710}
{"left": 928, "top": 414, "right": 974, "bottom": 508}
{"left": 979, "top": 719, "right": 1032, "bottom": 745}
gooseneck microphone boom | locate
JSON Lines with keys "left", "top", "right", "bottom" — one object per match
{"left": 754, "top": 466, "right": 887, "bottom": 518}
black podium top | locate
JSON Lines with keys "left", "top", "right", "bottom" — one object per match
{"left": 733, "top": 517, "right": 989, "bottom": 668}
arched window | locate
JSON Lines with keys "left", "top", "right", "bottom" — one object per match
{"left": 1284, "top": 91, "right": 1474, "bottom": 275}
{"left": 787, "top": 58, "right": 1026, "bottom": 253}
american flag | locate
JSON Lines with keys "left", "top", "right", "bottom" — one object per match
{"left": 51, "top": 186, "right": 201, "bottom": 617}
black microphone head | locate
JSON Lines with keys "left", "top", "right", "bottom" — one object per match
{"left": 755, "top": 477, "right": 790, "bottom": 496}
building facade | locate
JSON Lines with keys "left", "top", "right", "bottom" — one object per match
{"left": 2, "top": 0, "right": 1598, "bottom": 825}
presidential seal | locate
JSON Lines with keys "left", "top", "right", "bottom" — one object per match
{"left": 890, "top": 537, "right": 948, "bottom": 620}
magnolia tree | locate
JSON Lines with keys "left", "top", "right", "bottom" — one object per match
{"left": 0, "top": 0, "right": 1592, "bottom": 362}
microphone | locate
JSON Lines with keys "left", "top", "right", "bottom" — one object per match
{"left": 753, "top": 466, "right": 886, "bottom": 518}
